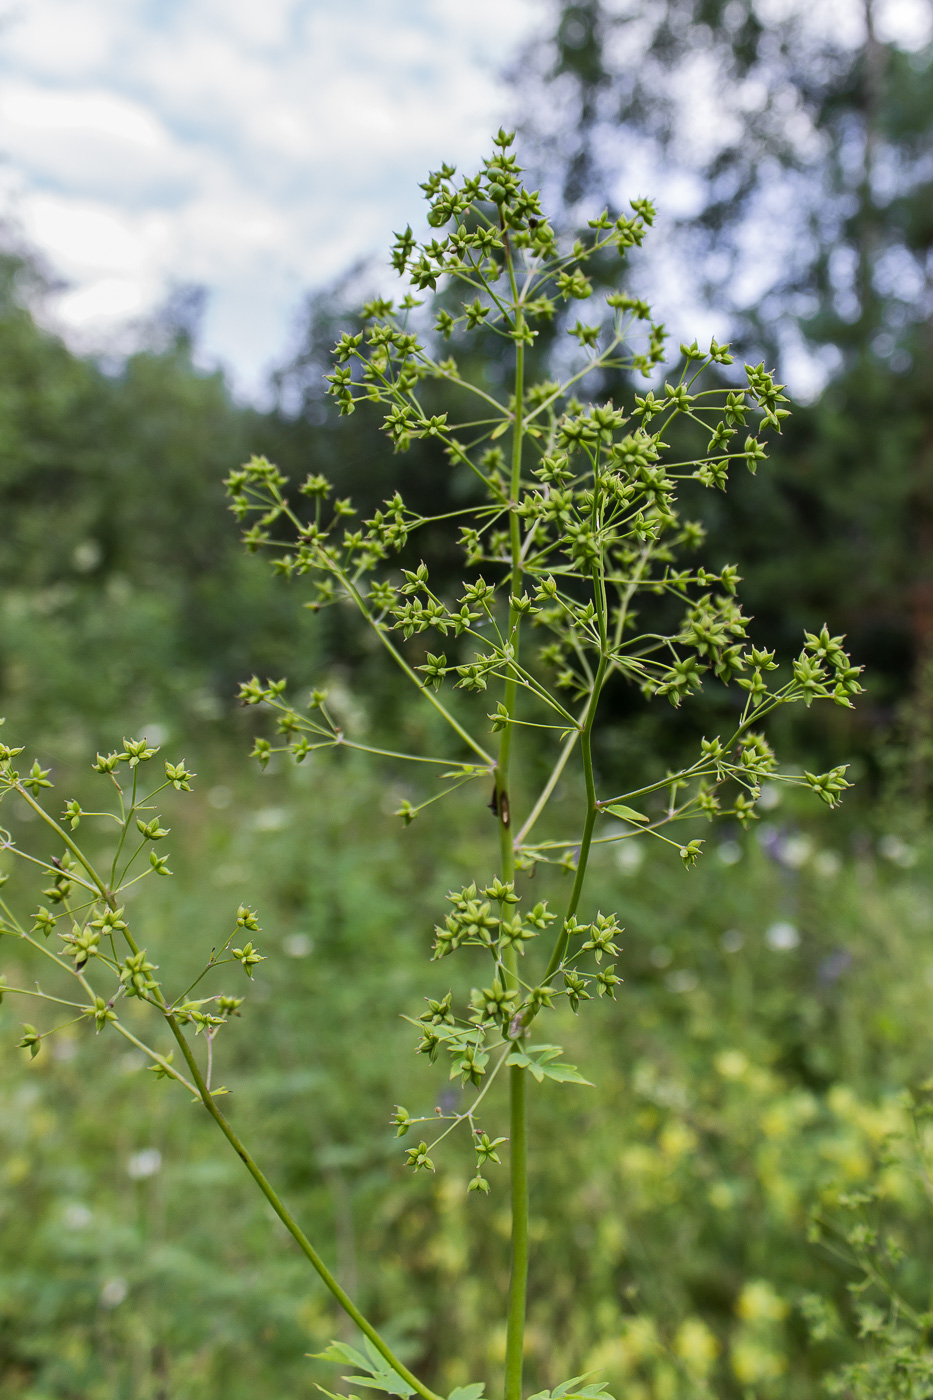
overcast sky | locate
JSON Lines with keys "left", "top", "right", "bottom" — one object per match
{"left": 0, "top": 0, "right": 538, "bottom": 396}
{"left": 0, "top": 0, "right": 928, "bottom": 401}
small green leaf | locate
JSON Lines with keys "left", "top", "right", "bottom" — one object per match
{"left": 540, "top": 1064, "right": 594, "bottom": 1086}
{"left": 362, "top": 1338, "right": 396, "bottom": 1374}
{"left": 314, "top": 1340, "right": 416, "bottom": 1400}
{"left": 313, "top": 1343, "right": 371, "bottom": 1369}
{"left": 347, "top": 1377, "right": 415, "bottom": 1397}
{"left": 553, "top": 1380, "right": 590, "bottom": 1400}
{"left": 508, "top": 1045, "right": 593, "bottom": 1086}
{"left": 604, "top": 804, "right": 649, "bottom": 824}
{"left": 552, "top": 1375, "right": 608, "bottom": 1400}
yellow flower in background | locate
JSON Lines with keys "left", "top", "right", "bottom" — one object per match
{"left": 731, "top": 1337, "right": 788, "bottom": 1384}
{"left": 736, "top": 1279, "right": 789, "bottom": 1324}
{"left": 585, "top": 1316, "right": 660, "bottom": 1380}
{"left": 621, "top": 1315, "right": 661, "bottom": 1365}
{"left": 715, "top": 1048, "right": 749, "bottom": 1080}
{"left": 674, "top": 1317, "right": 720, "bottom": 1375}
{"left": 760, "top": 1089, "right": 818, "bottom": 1139}
{"left": 659, "top": 1120, "right": 698, "bottom": 1160}
{"left": 827, "top": 1084, "right": 906, "bottom": 1143}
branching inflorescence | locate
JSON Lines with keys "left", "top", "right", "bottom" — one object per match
{"left": 0, "top": 133, "right": 860, "bottom": 1400}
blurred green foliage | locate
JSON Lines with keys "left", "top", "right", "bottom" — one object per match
{"left": 0, "top": 254, "right": 319, "bottom": 737}
{"left": 2, "top": 747, "right": 933, "bottom": 1398}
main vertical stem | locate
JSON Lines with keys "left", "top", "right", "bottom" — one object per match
{"left": 504, "top": 1055, "right": 528, "bottom": 1400}
{"left": 499, "top": 236, "right": 528, "bottom": 1400}
{"left": 503, "top": 480, "right": 608, "bottom": 1393}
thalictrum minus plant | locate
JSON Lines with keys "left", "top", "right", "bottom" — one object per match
{"left": 0, "top": 131, "right": 860, "bottom": 1400}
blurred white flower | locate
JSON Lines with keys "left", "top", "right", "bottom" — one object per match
{"left": 667, "top": 969, "right": 699, "bottom": 993}
{"left": 812, "top": 849, "right": 841, "bottom": 879}
{"left": 766, "top": 921, "right": 800, "bottom": 951}
{"left": 283, "top": 933, "right": 313, "bottom": 958}
{"left": 100, "top": 1276, "right": 129, "bottom": 1308}
{"left": 137, "top": 722, "right": 168, "bottom": 747}
{"left": 756, "top": 782, "right": 781, "bottom": 811}
{"left": 615, "top": 840, "right": 644, "bottom": 874}
{"left": 778, "top": 834, "right": 812, "bottom": 869}
{"left": 879, "top": 834, "right": 917, "bottom": 868}
{"left": 126, "top": 1147, "right": 162, "bottom": 1179}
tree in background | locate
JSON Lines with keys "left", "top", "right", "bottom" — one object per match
{"left": 0, "top": 254, "right": 315, "bottom": 730}
{"left": 510, "top": 0, "right": 933, "bottom": 784}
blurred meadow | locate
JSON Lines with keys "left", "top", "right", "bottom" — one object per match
{"left": 2, "top": 1, "right": 933, "bottom": 1397}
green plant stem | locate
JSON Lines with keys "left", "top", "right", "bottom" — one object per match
{"left": 424, "top": 1043, "right": 511, "bottom": 1153}
{"left": 544, "top": 650, "right": 608, "bottom": 983}
{"left": 504, "top": 1057, "right": 528, "bottom": 1400}
{"left": 112, "top": 1020, "right": 198, "bottom": 1095}
{"left": 500, "top": 237, "right": 529, "bottom": 1400}
{"left": 162, "top": 1018, "right": 442, "bottom": 1400}
{"left": 339, "top": 571, "right": 494, "bottom": 765}
{"left": 514, "top": 722, "right": 583, "bottom": 848}
{"left": 14, "top": 782, "right": 442, "bottom": 1400}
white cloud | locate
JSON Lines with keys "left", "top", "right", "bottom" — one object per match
{"left": 59, "top": 276, "right": 150, "bottom": 324}
{"left": 0, "top": 84, "right": 198, "bottom": 200}
{"left": 2, "top": 87, "right": 163, "bottom": 148}
{"left": 24, "top": 196, "right": 161, "bottom": 276}
{"left": 0, "top": 0, "right": 539, "bottom": 395}
{"left": 0, "top": 0, "right": 115, "bottom": 75}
